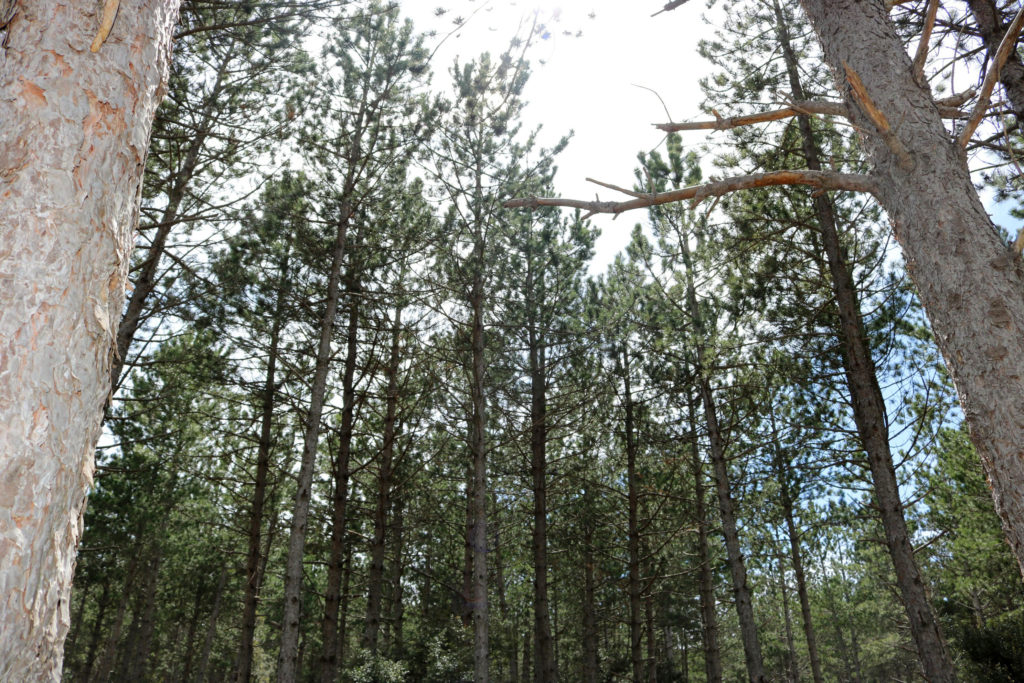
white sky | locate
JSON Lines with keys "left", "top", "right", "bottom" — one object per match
{"left": 401, "top": 1, "right": 716, "bottom": 271}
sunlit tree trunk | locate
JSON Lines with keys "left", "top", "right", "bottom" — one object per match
{"left": 0, "top": 0, "right": 178, "bottom": 677}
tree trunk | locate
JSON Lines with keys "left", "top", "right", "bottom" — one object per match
{"left": 621, "top": 351, "right": 644, "bottom": 683}
{"left": 681, "top": 234, "right": 765, "bottom": 682}
{"left": 528, "top": 288, "right": 556, "bottom": 683}
{"left": 768, "top": 411, "right": 823, "bottom": 683}
{"left": 80, "top": 580, "right": 111, "bottom": 683}
{"left": 0, "top": 0, "right": 178, "bottom": 676}
{"left": 363, "top": 304, "right": 403, "bottom": 654}
{"left": 277, "top": 202, "right": 351, "bottom": 682}
{"left": 687, "top": 388, "right": 722, "bottom": 683}
{"left": 236, "top": 242, "right": 292, "bottom": 683}
{"left": 776, "top": 549, "right": 798, "bottom": 683}
{"left": 319, "top": 279, "right": 360, "bottom": 683}
{"left": 124, "top": 549, "right": 162, "bottom": 681}
{"left": 385, "top": 496, "right": 406, "bottom": 659}
{"left": 798, "top": 0, "right": 1024, "bottom": 596}
{"left": 196, "top": 563, "right": 228, "bottom": 683}
{"left": 468, "top": 252, "right": 490, "bottom": 683}
{"left": 109, "top": 49, "right": 233, "bottom": 391}
{"left": 775, "top": 6, "right": 956, "bottom": 677}
{"left": 582, "top": 509, "right": 599, "bottom": 683}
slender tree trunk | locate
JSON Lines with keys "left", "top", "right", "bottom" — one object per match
{"left": 687, "top": 388, "right": 722, "bottom": 683}
{"left": 645, "top": 585, "right": 657, "bottom": 683}
{"left": 776, "top": 549, "right": 798, "bottom": 683}
{"left": 363, "top": 304, "right": 403, "bottom": 654}
{"left": 277, "top": 196, "right": 354, "bottom": 682}
{"left": 124, "top": 550, "right": 162, "bottom": 681}
{"left": 64, "top": 579, "right": 92, "bottom": 674}
{"left": 109, "top": 49, "right": 233, "bottom": 391}
{"left": 196, "top": 563, "right": 228, "bottom": 683}
{"left": 582, "top": 509, "right": 600, "bottom": 683}
{"left": 468, "top": 252, "right": 490, "bottom": 683}
{"left": 80, "top": 580, "right": 110, "bottom": 683}
{"left": 680, "top": 234, "right": 764, "bottom": 682}
{"left": 0, "top": 0, "right": 178, "bottom": 676}
{"left": 798, "top": 0, "right": 1024, "bottom": 598}
{"left": 91, "top": 554, "right": 141, "bottom": 683}
{"left": 182, "top": 582, "right": 203, "bottom": 682}
{"left": 768, "top": 413, "right": 823, "bottom": 683}
{"left": 621, "top": 351, "right": 645, "bottom": 683}
{"left": 236, "top": 243, "right": 292, "bottom": 683}
{"left": 528, "top": 298, "right": 556, "bottom": 683}
{"left": 386, "top": 496, "right": 406, "bottom": 659}
{"left": 773, "top": 6, "right": 956, "bottom": 677}
{"left": 319, "top": 279, "right": 360, "bottom": 683}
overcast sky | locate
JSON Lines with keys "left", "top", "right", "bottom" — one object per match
{"left": 401, "top": 1, "right": 719, "bottom": 271}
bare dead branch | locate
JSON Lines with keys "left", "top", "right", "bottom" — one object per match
{"left": 505, "top": 170, "right": 879, "bottom": 217}
{"left": 655, "top": 92, "right": 970, "bottom": 134}
{"left": 912, "top": 0, "right": 940, "bottom": 84}
{"left": 654, "top": 101, "right": 848, "bottom": 132}
{"left": 959, "top": 4, "right": 1024, "bottom": 147}
{"left": 844, "top": 61, "right": 916, "bottom": 170}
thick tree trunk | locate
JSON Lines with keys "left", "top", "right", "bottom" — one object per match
{"left": 798, "top": 0, "right": 1024, "bottom": 591}
{"left": 528, "top": 311, "right": 557, "bottom": 683}
{"left": 235, "top": 243, "right": 292, "bottom": 683}
{"left": 621, "top": 352, "right": 644, "bottom": 683}
{"left": 363, "top": 304, "right": 403, "bottom": 654}
{"left": 319, "top": 281, "right": 360, "bottom": 683}
{"left": 775, "top": 7, "right": 956, "bottom": 677}
{"left": 277, "top": 205, "right": 350, "bottom": 683}
{"left": 0, "top": 0, "right": 178, "bottom": 677}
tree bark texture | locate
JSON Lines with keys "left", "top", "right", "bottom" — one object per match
{"left": 775, "top": 6, "right": 956, "bottom": 678}
{"left": 0, "top": 0, "right": 179, "bottom": 677}
{"left": 799, "top": 0, "right": 1024, "bottom": 590}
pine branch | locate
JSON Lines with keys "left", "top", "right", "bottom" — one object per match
{"left": 505, "top": 170, "right": 879, "bottom": 219}
{"left": 652, "top": 0, "right": 693, "bottom": 18}
{"left": 912, "top": 0, "right": 940, "bottom": 84}
{"left": 959, "top": 4, "right": 1024, "bottom": 147}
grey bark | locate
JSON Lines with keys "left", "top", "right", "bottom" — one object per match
{"left": 196, "top": 563, "right": 228, "bottom": 683}
{"left": 468, "top": 244, "right": 490, "bottom": 683}
{"left": 582, "top": 508, "right": 600, "bottom": 683}
{"left": 785, "top": 3, "right": 957, "bottom": 678}
{"left": 798, "top": 0, "right": 1024, "bottom": 595}
{"left": 0, "top": 0, "right": 179, "bottom": 676}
